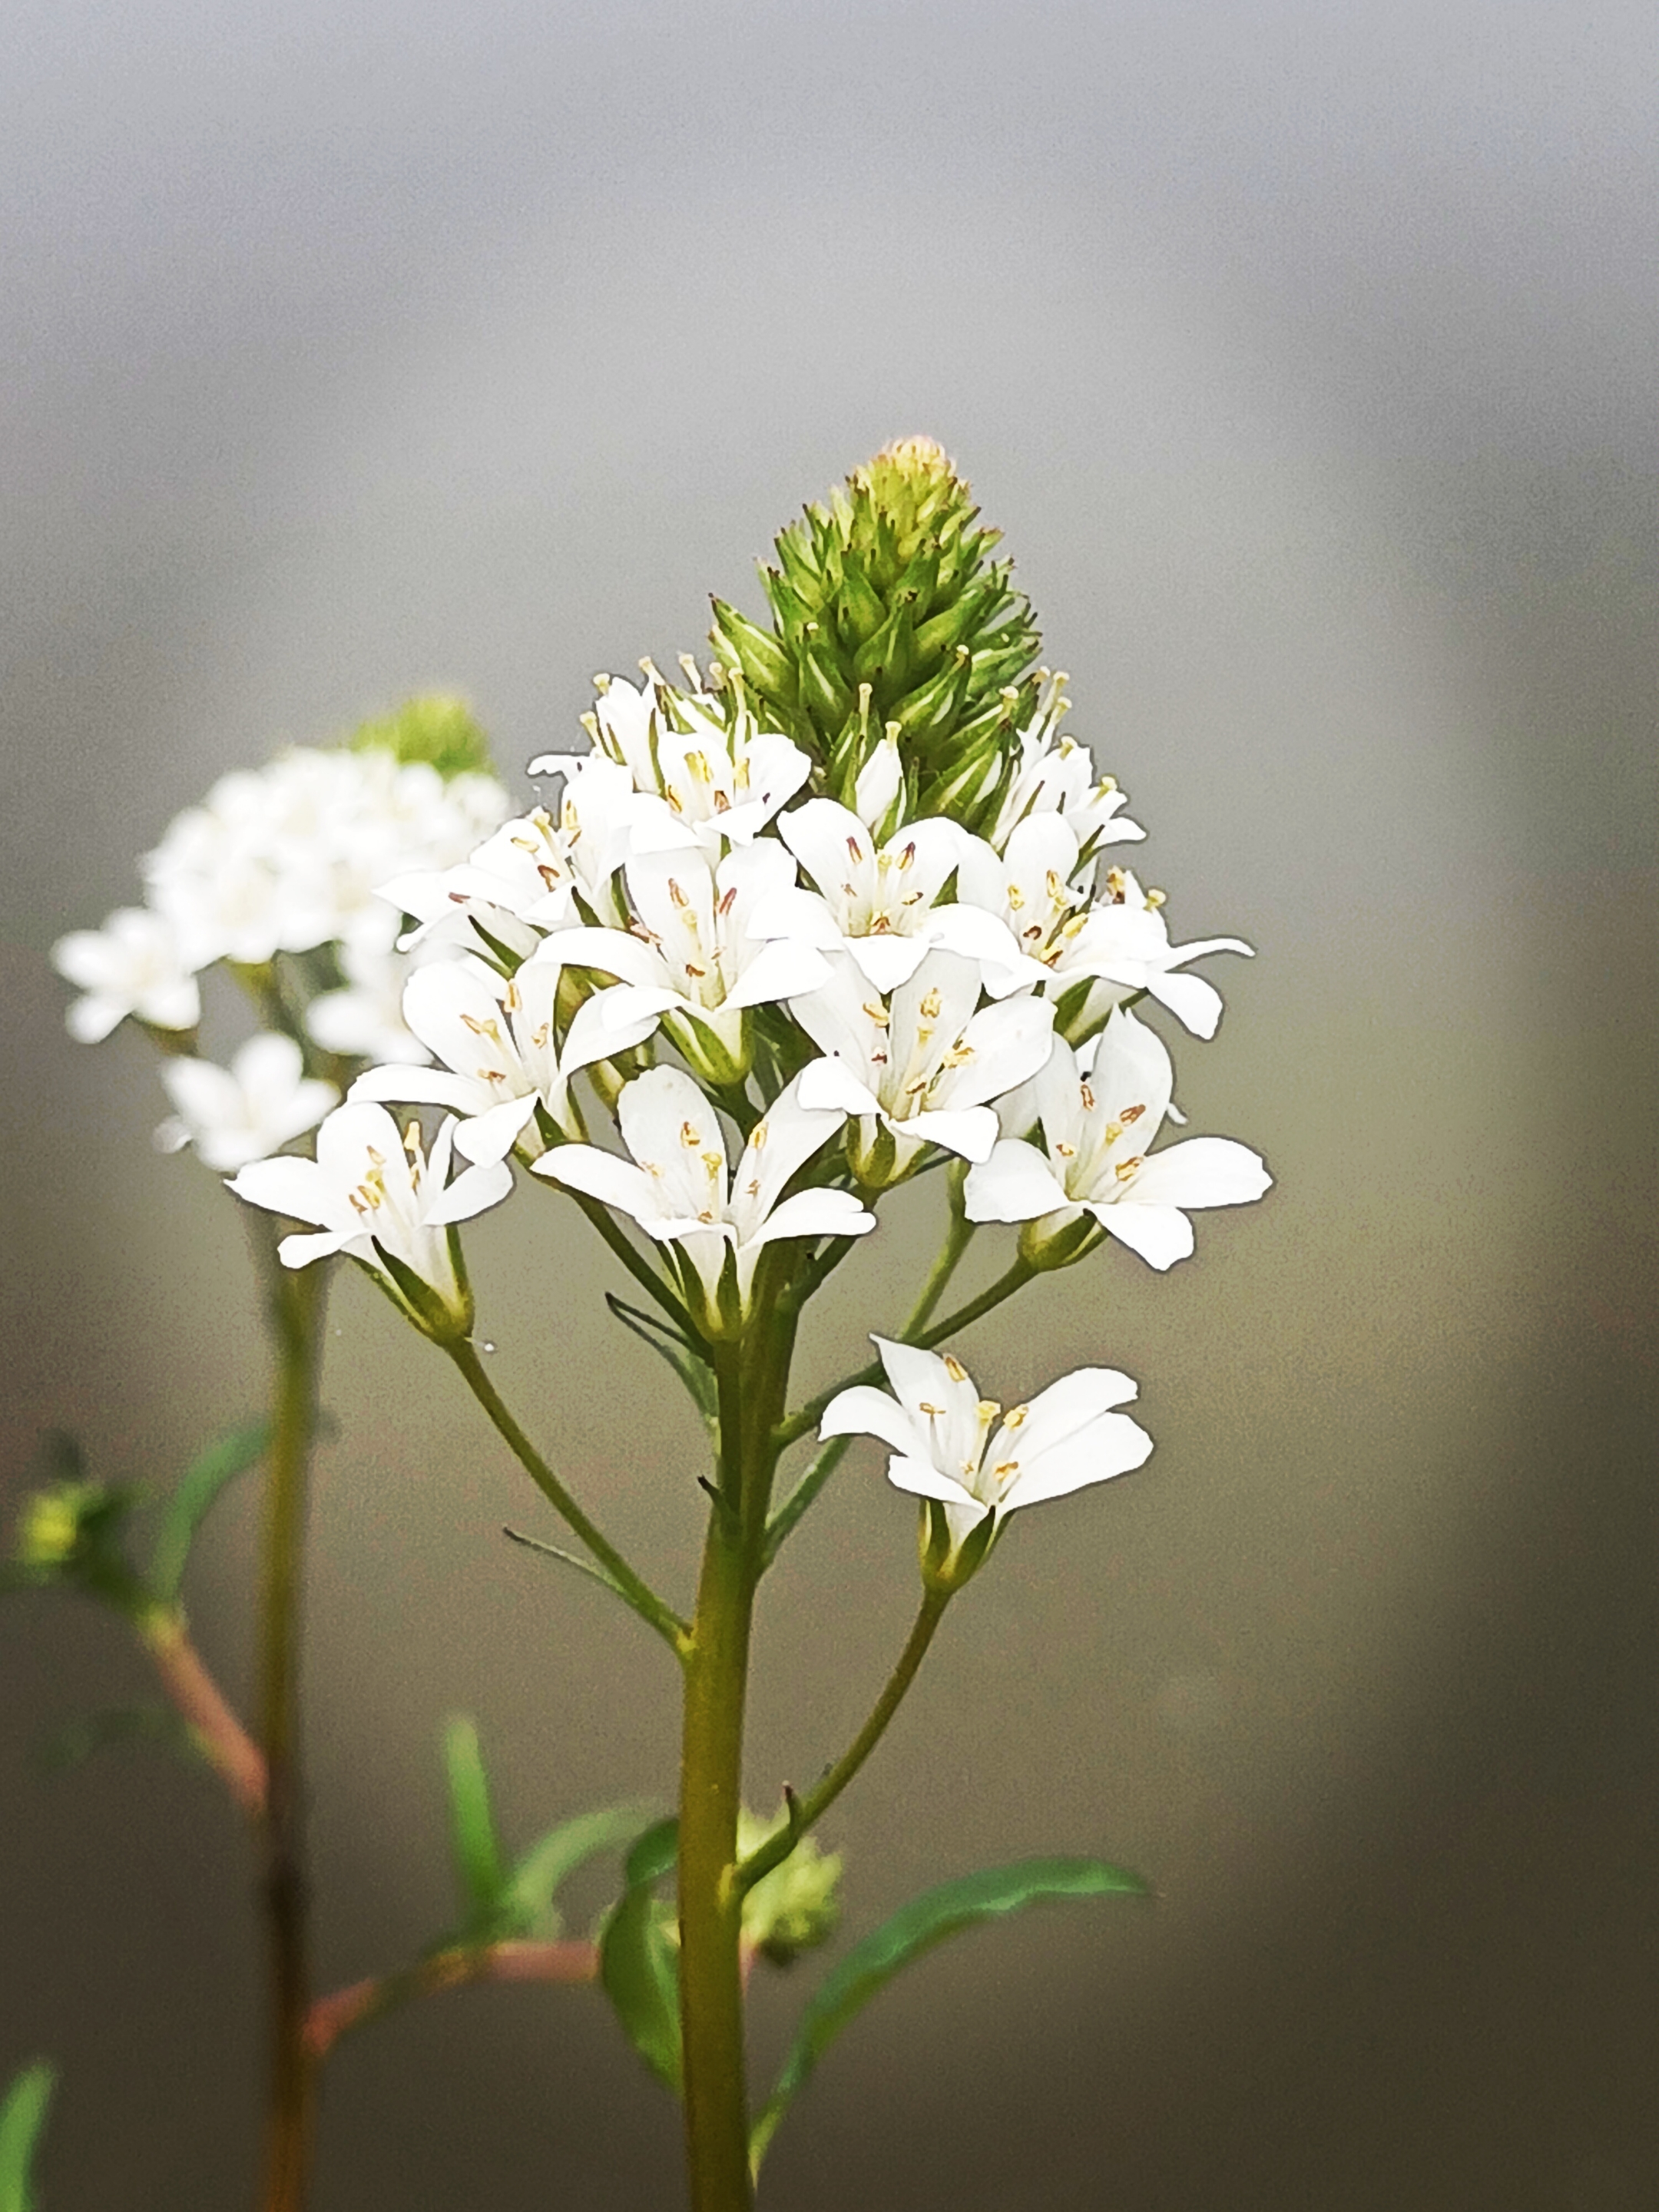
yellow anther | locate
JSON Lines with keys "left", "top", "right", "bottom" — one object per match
{"left": 1105, "top": 867, "right": 1127, "bottom": 900}
{"left": 680, "top": 1121, "right": 702, "bottom": 1148}
{"left": 745, "top": 1177, "right": 760, "bottom": 1197}
{"left": 717, "top": 885, "right": 738, "bottom": 916}
{"left": 403, "top": 1120, "right": 422, "bottom": 1157}
{"left": 664, "top": 789, "right": 685, "bottom": 814}
{"left": 667, "top": 878, "right": 690, "bottom": 909}
{"left": 899, "top": 841, "right": 916, "bottom": 870}
{"left": 701, "top": 1151, "right": 724, "bottom": 1176}
{"left": 1114, "top": 1154, "right": 1144, "bottom": 1182}
{"left": 1100, "top": 774, "right": 1117, "bottom": 793}
{"left": 1121, "top": 1101, "right": 1146, "bottom": 1124}
{"left": 846, "top": 835, "right": 865, "bottom": 864}
{"left": 751, "top": 1119, "right": 769, "bottom": 1148}
{"left": 697, "top": 1209, "right": 717, "bottom": 1224}
{"left": 862, "top": 1002, "right": 890, "bottom": 1026}
{"left": 919, "top": 1400, "right": 944, "bottom": 1417}
{"left": 943, "top": 1355, "right": 968, "bottom": 1382}
{"left": 919, "top": 989, "right": 942, "bottom": 1022}
{"left": 684, "top": 962, "right": 707, "bottom": 980}
{"left": 593, "top": 672, "right": 613, "bottom": 694}
{"left": 1045, "top": 870, "right": 1065, "bottom": 902}
{"left": 503, "top": 980, "right": 521, "bottom": 1013}
{"left": 713, "top": 789, "right": 731, "bottom": 813}
{"left": 1103, "top": 1121, "right": 1123, "bottom": 1144}
{"left": 529, "top": 1025, "right": 551, "bottom": 1048}
{"left": 1003, "top": 1403, "right": 1028, "bottom": 1429}
{"left": 1145, "top": 887, "right": 1166, "bottom": 909}
{"left": 1079, "top": 1081, "right": 1096, "bottom": 1111}
{"left": 992, "top": 1460, "right": 1021, "bottom": 1482}
{"left": 686, "top": 750, "right": 712, "bottom": 784}
{"left": 1055, "top": 1141, "right": 1077, "bottom": 1158}
{"left": 941, "top": 1043, "right": 975, "bottom": 1068}
{"left": 976, "top": 1399, "right": 1002, "bottom": 1425}
{"left": 1007, "top": 884, "right": 1026, "bottom": 910}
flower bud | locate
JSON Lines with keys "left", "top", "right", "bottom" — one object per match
{"left": 849, "top": 730, "right": 905, "bottom": 839}
{"left": 1018, "top": 1210, "right": 1106, "bottom": 1273}
{"left": 349, "top": 694, "right": 496, "bottom": 780}
{"left": 737, "top": 1810, "right": 843, "bottom": 1966}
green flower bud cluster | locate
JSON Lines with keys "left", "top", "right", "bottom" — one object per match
{"left": 349, "top": 693, "right": 497, "bottom": 781}
{"left": 737, "top": 1808, "right": 843, "bottom": 1966}
{"left": 8, "top": 1445, "right": 148, "bottom": 1614}
{"left": 709, "top": 437, "right": 1042, "bottom": 834}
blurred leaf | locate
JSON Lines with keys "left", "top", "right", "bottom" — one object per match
{"left": 148, "top": 1420, "right": 268, "bottom": 1604}
{"left": 441, "top": 1717, "right": 506, "bottom": 1930}
{"left": 0, "top": 2060, "right": 55, "bottom": 2212}
{"left": 598, "top": 1817, "right": 681, "bottom": 2094}
{"left": 38, "top": 1707, "right": 202, "bottom": 1778}
{"left": 502, "top": 1805, "right": 660, "bottom": 1939}
{"left": 750, "top": 1856, "right": 1147, "bottom": 2168}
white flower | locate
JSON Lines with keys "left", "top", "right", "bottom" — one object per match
{"left": 790, "top": 949, "right": 1055, "bottom": 1181}
{"left": 533, "top": 1061, "right": 874, "bottom": 1323}
{"left": 531, "top": 665, "right": 811, "bottom": 853}
{"left": 154, "top": 1035, "right": 338, "bottom": 1171}
{"left": 227, "top": 1101, "right": 506, "bottom": 1334}
{"left": 522, "top": 839, "right": 830, "bottom": 1080}
{"left": 1038, "top": 867, "right": 1253, "bottom": 1041}
{"left": 747, "top": 800, "right": 1041, "bottom": 998}
{"left": 849, "top": 731, "right": 904, "bottom": 834}
{"left": 381, "top": 756, "right": 636, "bottom": 954}
{"left": 963, "top": 1008, "right": 1270, "bottom": 1269}
{"left": 303, "top": 937, "right": 434, "bottom": 1066}
{"left": 52, "top": 909, "right": 200, "bottom": 1041}
{"left": 985, "top": 683, "right": 1145, "bottom": 856}
{"left": 348, "top": 952, "right": 656, "bottom": 1166}
{"left": 820, "top": 1336, "right": 1153, "bottom": 1579}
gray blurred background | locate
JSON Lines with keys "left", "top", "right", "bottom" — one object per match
{"left": 2, "top": 2, "right": 1655, "bottom": 2205}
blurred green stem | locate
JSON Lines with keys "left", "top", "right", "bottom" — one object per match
{"left": 253, "top": 1234, "right": 330, "bottom": 2212}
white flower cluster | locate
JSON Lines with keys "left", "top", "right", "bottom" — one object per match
{"left": 230, "top": 659, "right": 1270, "bottom": 1421}
{"left": 54, "top": 739, "right": 509, "bottom": 1172}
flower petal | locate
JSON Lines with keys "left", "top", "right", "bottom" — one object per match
{"left": 1002, "top": 1410, "right": 1154, "bottom": 1511}
{"left": 963, "top": 1138, "right": 1071, "bottom": 1224}
{"left": 819, "top": 1382, "right": 931, "bottom": 1461}
{"left": 1094, "top": 1201, "right": 1194, "bottom": 1270}
{"left": 1127, "top": 1137, "right": 1272, "bottom": 1211}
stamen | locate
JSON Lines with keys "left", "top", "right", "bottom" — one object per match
{"left": 667, "top": 879, "right": 690, "bottom": 909}
{"left": 1003, "top": 1404, "right": 1028, "bottom": 1429}
{"left": 943, "top": 1355, "right": 968, "bottom": 1382}
{"left": 1121, "top": 1102, "right": 1146, "bottom": 1124}
{"left": 919, "top": 988, "right": 942, "bottom": 1022}
{"left": 1145, "top": 888, "right": 1167, "bottom": 909}
{"left": 1079, "top": 1081, "right": 1096, "bottom": 1111}
{"left": 1114, "top": 1154, "right": 1144, "bottom": 1182}
{"left": 680, "top": 1121, "right": 702, "bottom": 1148}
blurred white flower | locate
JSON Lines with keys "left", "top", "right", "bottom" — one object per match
{"left": 52, "top": 909, "right": 200, "bottom": 1041}
{"left": 154, "top": 1035, "right": 338, "bottom": 1171}
{"left": 964, "top": 1008, "right": 1270, "bottom": 1268}
{"left": 985, "top": 680, "right": 1144, "bottom": 856}
{"left": 820, "top": 1336, "right": 1152, "bottom": 1573}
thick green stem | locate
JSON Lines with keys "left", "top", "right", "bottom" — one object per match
{"left": 677, "top": 1307, "right": 793, "bottom": 2212}
{"left": 254, "top": 1247, "right": 329, "bottom": 2212}
{"left": 445, "top": 1338, "right": 690, "bottom": 1657}
{"left": 735, "top": 1586, "right": 950, "bottom": 1895}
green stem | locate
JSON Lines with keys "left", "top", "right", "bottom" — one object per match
{"left": 760, "top": 1435, "right": 849, "bottom": 1567}
{"left": 773, "top": 1257, "right": 1035, "bottom": 1452}
{"left": 568, "top": 1189, "right": 698, "bottom": 1336}
{"left": 254, "top": 1245, "right": 329, "bottom": 2212}
{"left": 735, "top": 1585, "right": 950, "bottom": 1895}
{"left": 445, "top": 1339, "right": 690, "bottom": 1657}
{"left": 677, "top": 1306, "right": 793, "bottom": 2212}
{"left": 901, "top": 1165, "right": 974, "bottom": 1336}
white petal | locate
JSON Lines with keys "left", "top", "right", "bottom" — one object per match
{"left": 886, "top": 1455, "right": 989, "bottom": 1516}
{"left": 997, "top": 1366, "right": 1140, "bottom": 1469}
{"left": 1002, "top": 1411, "right": 1154, "bottom": 1511}
{"left": 455, "top": 1093, "right": 540, "bottom": 1166}
{"left": 819, "top": 1384, "right": 932, "bottom": 1460}
{"left": 963, "top": 1138, "right": 1072, "bottom": 1223}
{"left": 722, "top": 935, "right": 832, "bottom": 1011}
{"left": 227, "top": 1155, "right": 330, "bottom": 1225}
{"left": 533, "top": 1145, "right": 660, "bottom": 1224}
{"left": 423, "top": 1157, "right": 514, "bottom": 1226}
{"left": 843, "top": 934, "right": 934, "bottom": 995}
{"left": 794, "top": 1055, "right": 882, "bottom": 1119}
{"left": 1127, "top": 1137, "right": 1272, "bottom": 1212}
{"left": 890, "top": 1105, "right": 1001, "bottom": 1162}
{"left": 750, "top": 1189, "right": 876, "bottom": 1247}
{"left": 277, "top": 1229, "right": 348, "bottom": 1268}
{"left": 1095, "top": 1202, "right": 1194, "bottom": 1270}
{"left": 349, "top": 1065, "right": 484, "bottom": 1113}
{"left": 1144, "top": 969, "right": 1225, "bottom": 1038}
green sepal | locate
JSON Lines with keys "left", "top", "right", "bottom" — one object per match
{"left": 441, "top": 1716, "right": 508, "bottom": 1935}
{"left": 148, "top": 1420, "right": 269, "bottom": 1604}
{"left": 750, "top": 1856, "right": 1148, "bottom": 2170}
{"left": 708, "top": 600, "right": 797, "bottom": 706}
{"left": 370, "top": 1241, "right": 472, "bottom": 1344}
{"left": 598, "top": 1817, "right": 682, "bottom": 2095}
{"left": 0, "top": 2060, "right": 55, "bottom": 2212}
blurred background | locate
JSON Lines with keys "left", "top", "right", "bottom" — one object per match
{"left": 2, "top": 2, "right": 1655, "bottom": 2206}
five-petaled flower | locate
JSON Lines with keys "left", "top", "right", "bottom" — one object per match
{"left": 964, "top": 1008, "right": 1271, "bottom": 1269}
{"left": 820, "top": 1336, "right": 1153, "bottom": 1587}
{"left": 228, "top": 1100, "right": 505, "bottom": 1337}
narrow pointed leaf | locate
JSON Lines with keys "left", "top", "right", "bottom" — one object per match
{"left": 502, "top": 1804, "right": 661, "bottom": 1937}
{"left": 442, "top": 1717, "right": 506, "bottom": 1927}
{"left": 604, "top": 1295, "right": 717, "bottom": 1424}
{"left": 149, "top": 1419, "right": 269, "bottom": 1603}
{"left": 751, "top": 1856, "right": 1147, "bottom": 2168}
{"left": 598, "top": 1816, "right": 681, "bottom": 2094}
{"left": 0, "top": 2061, "right": 55, "bottom": 2212}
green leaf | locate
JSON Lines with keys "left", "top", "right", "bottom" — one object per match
{"left": 501, "top": 1804, "right": 660, "bottom": 1939}
{"left": 38, "top": 1707, "right": 204, "bottom": 1778}
{"left": 441, "top": 1717, "right": 506, "bottom": 1929}
{"left": 750, "top": 1856, "right": 1147, "bottom": 2169}
{"left": 604, "top": 1296, "right": 717, "bottom": 1428}
{"left": 0, "top": 2060, "right": 55, "bottom": 2212}
{"left": 149, "top": 1420, "right": 269, "bottom": 1604}
{"left": 598, "top": 1816, "right": 681, "bottom": 2094}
